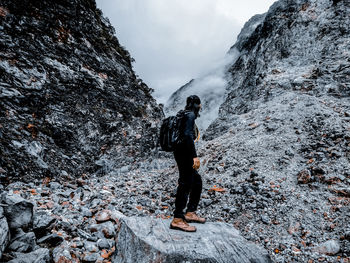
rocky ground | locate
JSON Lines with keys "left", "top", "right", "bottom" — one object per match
{"left": 1, "top": 0, "right": 350, "bottom": 262}
{"left": 164, "top": 0, "right": 350, "bottom": 261}
{"left": 1, "top": 114, "right": 349, "bottom": 262}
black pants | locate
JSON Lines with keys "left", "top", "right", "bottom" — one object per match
{"left": 173, "top": 147, "right": 202, "bottom": 219}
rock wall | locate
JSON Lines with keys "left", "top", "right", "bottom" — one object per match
{"left": 193, "top": 0, "right": 350, "bottom": 261}
{"left": 0, "top": 0, "right": 163, "bottom": 183}
{"left": 208, "top": 0, "right": 350, "bottom": 135}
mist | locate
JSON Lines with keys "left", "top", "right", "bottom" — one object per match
{"left": 95, "top": 0, "right": 276, "bottom": 104}
{"left": 165, "top": 49, "right": 240, "bottom": 131}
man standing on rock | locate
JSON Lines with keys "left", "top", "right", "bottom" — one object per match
{"left": 170, "top": 95, "right": 206, "bottom": 232}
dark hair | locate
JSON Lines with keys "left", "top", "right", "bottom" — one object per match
{"left": 185, "top": 95, "right": 201, "bottom": 118}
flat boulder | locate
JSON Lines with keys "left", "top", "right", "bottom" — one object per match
{"left": 112, "top": 216, "right": 272, "bottom": 263}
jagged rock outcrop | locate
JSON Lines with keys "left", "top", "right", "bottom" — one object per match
{"left": 192, "top": 0, "right": 349, "bottom": 262}
{"left": 0, "top": 206, "right": 9, "bottom": 259}
{"left": 0, "top": 0, "right": 163, "bottom": 183}
{"left": 164, "top": 14, "right": 266, "bottom": 131}
{"left": 112, "top": 216, "right": 272, "bottom": 263}
{"left": 208, "top": 0, "right": 350, "bottom": 135}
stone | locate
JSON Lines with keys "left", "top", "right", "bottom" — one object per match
{"left": 245, "top": 187, "right": 256, "bottom": 197}
{"left": 77, "top": 229, "right": 96, "bottom": 241}
{"left": 112, "top": 216, "right": 272, "bottom": 263}
{"left": 345, "top": 230, "right": 350, "bottom": 241}
{"left": 1, "top": 193, "right": 34, "bottom": 231}
{"left": 97, "top": 238, "right": 113, "bottom": 250}
{"left": 314, "top": 240, "right": 341, "bottom": 255}
{"left": 81, "top": 207, "right": 93, "bottom": 218}
{"left": 95, "top": 210, "right": 111, "bottom": 223}
{"left": 83, "top": 240, "right": 99, "bottom": 253}
{"left": 110, "top": 210, "right": 126, "bottom": 223}
{"left": 33, "top": 211, "right": 56, "bottom": 238}
{"left": 0, "top": 206, "right": 10, "bottom": 259}
{"left": 229, "top": 207, "right": 237, "bottom": 214}
{"left": 82, "top": 253, "right": 100, "bottom": 263}
{"left": 8, "top": 231, "right": 36, "bottom": 253}
{"left": 216, "top": 166, "right": 225, "bottom": 173}
{"left": 91, "top": 221, "right": 116, "bottom": 239}
{"left": 49, "top": 182, "right": 62, "bottom": 190}
{"left": 52, "top": 242, "right": 72, "bottom": 263}
{"left": 53, "top": 249, "right": 72, "bottom": 263}
{"left": 37, "top": 233, "right": 64, "bottom": 247}
{"left": 261, "top": 215, "right": 271, "bottom": 225}
{"left": 8, "top": 248, "right": 51, "bottom": 263}
{"left": 202, "top": 198, "right": 213, "bottom": 206}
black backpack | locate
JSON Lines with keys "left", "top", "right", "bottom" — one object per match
{"left": 159, "top": 112, "right": 184, "bottom": 152}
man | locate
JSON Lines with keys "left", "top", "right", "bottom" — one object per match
{"left": 170, "top": 95, "right": 206, "bottom": 232}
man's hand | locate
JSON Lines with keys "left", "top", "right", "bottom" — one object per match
{"left": 193, "top": 157, "right": 200, "bottom": 170}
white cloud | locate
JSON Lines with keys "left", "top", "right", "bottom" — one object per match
{"left": 96, "top": 0, "right": 276, "bottom": 104}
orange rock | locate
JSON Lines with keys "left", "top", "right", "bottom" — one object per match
{"left": 208, "top": 186, "right": 226, "bottom": 192}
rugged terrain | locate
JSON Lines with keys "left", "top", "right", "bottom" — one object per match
{"left": 166, "top": 0, "right": 350, "bottom": 262}
{"left": 1, "top": 0, "right": 350, "bottom": 262}
{"left": 0, "top": 0, "right": 163, "bottom": 184}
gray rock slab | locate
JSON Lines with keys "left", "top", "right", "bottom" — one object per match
{"left": 0, "top": 206, "right": 10, "bottom": 259}
{"left": 33, "top": 211, "right": 56, "bottom": 237}
{"left": 1, "top": 193, "right": 33, "bottom": 231}
{"left": 8, "top": 248, "right": 51, "bottom": 263}
{"left": 112, "top": 216, "right": 272, "bottom": 263}
{"left": 37, "top": 233, "right": 64, "bottom": 248}
{"left": 314, "top": 240, "right": 341, "bottom": 255}
{"left": 8, "top": 232, "right": 36, "bottom": 253}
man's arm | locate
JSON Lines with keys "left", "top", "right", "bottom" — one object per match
{"left": 182, "top": 112, "right": 197, "bottom": 158}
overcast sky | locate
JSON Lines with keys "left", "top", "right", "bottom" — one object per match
{"left": 95, "top": 0, "right": 276, "bottom": 103}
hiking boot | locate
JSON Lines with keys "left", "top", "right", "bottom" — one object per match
{"left": 184, "top": 212, "right": 206, "bottom": 224}
{"left": 170, "top": 218, "right": 196, "bottom": 232}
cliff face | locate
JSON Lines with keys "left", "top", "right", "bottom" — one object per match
{"left": 203, "top": 0, "right": 350, "bottom": 187}
{"left": 0, "top": 0, "right": 163, "bottom": 183}
{"left": 209, "top": 0, "right": 350, "bottom": 134}
{"left": 167, "top": 0, "right": 349, "bottom": 261}
{"left": 196, "top": 0, "right": 350, "bottom": 261}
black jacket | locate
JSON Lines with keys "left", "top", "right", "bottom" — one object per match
{"left": 176, "top": 110, "right": 197, "bottom": 158}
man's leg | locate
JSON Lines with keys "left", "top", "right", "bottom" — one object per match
{"left": 186, "top": 169, "right": 202, "bottom": 213}
{"left": 173, "top": 156, "right": 193, "bottom": 219}
{"left": 184, "top": 170, "right": 206, "bottom": 223}
{"left": 174, "top": 181, "right": 191, "bottom": 218}
{"left": 171, "top": 151, "right": 196, "bottom": 232}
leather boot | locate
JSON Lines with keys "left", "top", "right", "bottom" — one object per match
{"left": 184, "top": 212, "right": 206, "bottom": 224}
{"left": 170, "top": 218, "right": 196, "bottom": 232}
